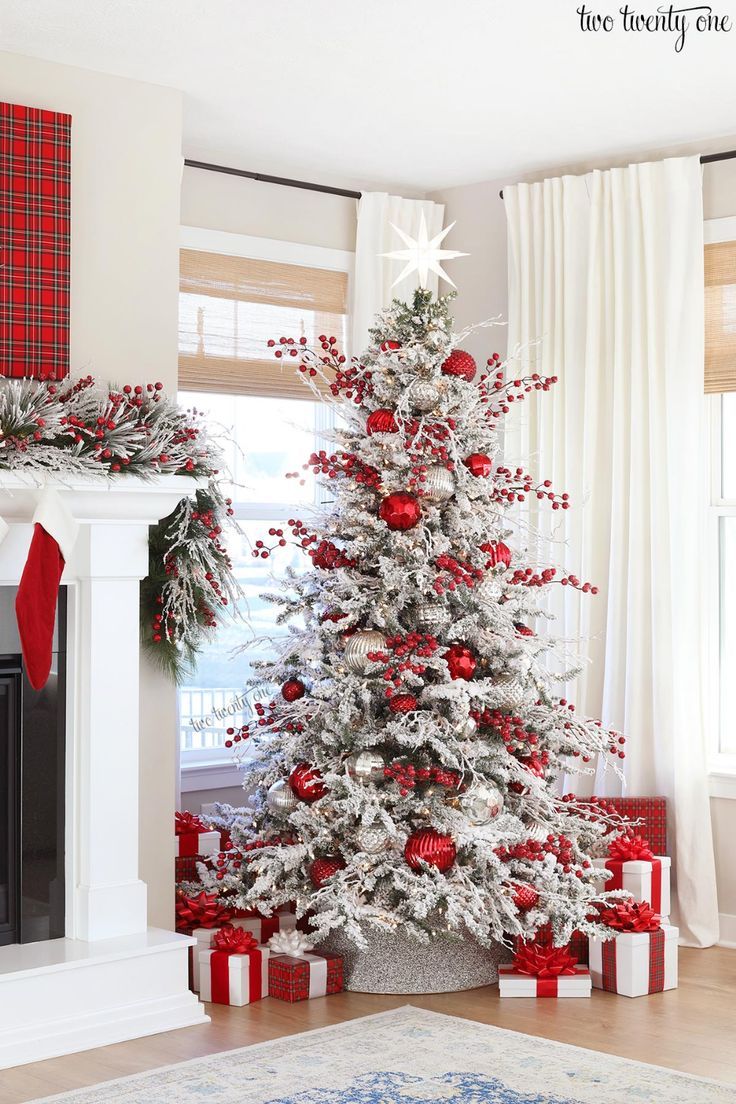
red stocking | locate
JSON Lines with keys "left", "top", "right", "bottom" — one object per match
{"left": 15, "top": 523, "right": 66, "bottom": 691}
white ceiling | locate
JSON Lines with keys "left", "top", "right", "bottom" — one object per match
{"left": 2, "top": 0, "right": 736, "bottom": 193}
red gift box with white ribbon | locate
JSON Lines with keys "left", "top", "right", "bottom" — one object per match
{"left": 175, "top": 811, "right": 220, "bottom": 858}
{"left": 592, "top": 835, "right": 671, "bottom": 917}
{"left": 498, "top": 942, "right": 591, "bottom": 998}
{"left": 198, "top": 925, "right": 270, "bottom": 1006}
{"left": 589, "top": 901, "right": 678, "bottom": 997}
{"left": 267, "top": 929, "right": 343, "bottom": 1001}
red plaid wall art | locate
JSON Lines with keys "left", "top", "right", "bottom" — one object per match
{"left": 0, "top": 102, "right": 71, "bottom": 379}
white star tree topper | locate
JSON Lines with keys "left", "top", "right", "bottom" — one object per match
{"left": 381, "top": 213, "right": 468, "bottom": 289}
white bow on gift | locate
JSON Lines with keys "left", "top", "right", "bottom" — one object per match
{"left": 268, "top": 928, "right": 314, "bottom": 956}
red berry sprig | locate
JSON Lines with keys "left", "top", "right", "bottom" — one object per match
{"left": 493, "top": 466, "right": 570, "bottom": 509}
{"left": 383, "top": 760, "right": 461, "bottom": 797}
{"left": 433, "top": 552, "right": 484, "bottom": 594}
{"left": 478, "top": 360, "right": 558, "bottom": 423}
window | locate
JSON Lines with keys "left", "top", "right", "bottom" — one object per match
{"left": 177, "top": 229, "right": 352, "bottom": 786}
{"left": 706, "top": 219, "right": 736, "bottom": 791}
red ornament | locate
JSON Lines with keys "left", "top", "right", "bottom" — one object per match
{"left": 443, "top": 644, "right": 477, "bottom": 681}
{"left": 380, "top": 340, "right": 401, "bottom": 352}
{"left": 309, "top": 856, "right": 346, "bottom": 887}
{"left": 514, "top": 622, "right": 535, "bottom": 637}
{"left": 366, "top": 408, "right": 399, "bottom": 435}
{"left": 484, "top": 540, "right": 512, "bottom": 568}
{"left": 379, "top": 491, "right": 421, "bottom": 531}
{"left": 441, "top": 349, "right": 476, "bottom": 382}
{"left": 289, "top": 762, "right": 327, "bottom": 803}
{"left": 389, "top": 693, "right": 417, "bottom": 714}
{"left": 404, "top": 827, "right": 456, "bottom": 873}
{"left": 281, "top": 678, "right": 306, "bottom": 702}
{"left": 511, "top": 883, "right": 539, "bottom": 911}
{"left": 464, "top": 453, "right": 493, "bottom": 478}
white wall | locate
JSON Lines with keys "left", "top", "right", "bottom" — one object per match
{"left": 0, "top": 52, "right": 183, "bottom": 930}
{"left": 434, "top": 144, "right": 736, "bottom": 939}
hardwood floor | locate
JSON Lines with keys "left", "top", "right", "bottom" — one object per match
{"left": 1, "top": 945, "right": 734, "bottom": 1103}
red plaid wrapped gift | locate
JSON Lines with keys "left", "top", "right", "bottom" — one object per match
{"left": 499, "top": 942, "right": 591, "bottom": 998}
{"left": 568, "top": 929, "right": 589, "bottom": 965}
{"left": 0, "top": 102, "right": 71, "bottom": 379}
{"left": 175, "top": 811, "right": 220, "bottom": 858}
{"left": 582, "top": 796, "right": 667, "bottom": 855}
{"left": 175, "top": 855, "right": 202, "bottom": 883}
{"left": 589, "top": 900, "right": 678, "bottom": 998}
{"left": 199, "top": 925, "right": 270, "bottom": 1006}
{"left": 267, "top": 930, "right": 343, "bottom": 1002}
{"left": 593, "top": 835, "right": 671, "bottom": 917}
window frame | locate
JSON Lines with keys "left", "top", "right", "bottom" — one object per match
{"left": 178, "top": 228, "right": 352, "bottom": 788}
{"left": 706, "top": 215, "right": 736, "bottom": 797}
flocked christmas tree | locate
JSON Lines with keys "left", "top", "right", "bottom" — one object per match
{"left": 199, "top": 280, "right": 628, "bottom": 951}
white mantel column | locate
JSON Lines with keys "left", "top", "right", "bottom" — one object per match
{"left": 72, "top": 520, "right": 150, "bottom": 941}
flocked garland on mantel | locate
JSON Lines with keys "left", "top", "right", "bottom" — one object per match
{"left": 0, "top": 375, "right": 240, "bottom": 682}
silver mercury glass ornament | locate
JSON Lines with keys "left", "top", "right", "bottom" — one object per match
{"left": 266, "top": 779, "right": 299, "bottom": 814}
{"left": 356, "top": 825, "right": 391, "bottom": 853}
{"left": 345, "top": 748, "right": 386, "bottom": 783}
{"left": 421, "top": 464, "right": 455, "bottom": 503}
{"left": 458, "top": 780, "right": 505, "bottom": 825}
{"left": 476, "top": 572, "right": 503, "bottom": 604}
{"left": 492, "top": 672, "right": 527, "bottom": 712}
{"left": 455, "top": 715, "right": 478, "bottom": 740}
{"left": 411, "top": 599, "right": 451, "bottom": 634}
{"left": 410, "top": 380, "right": 442, "bottom": 412}
{"left": 343, "top": 630, "right": 387, "bottom": 674}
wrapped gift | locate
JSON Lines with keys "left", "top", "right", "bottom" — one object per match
{"left": 569, "top": 929, "right": 589, "bottom": 965}
{"left": 236, "top": 906, "right": 297, "bottom": 943}
{"left": 175, "top": 811, "right": 220, "bottom": 858}
{"left": 199, "top": 925, "right": 270, "bottom": 1006}
{"left": 589, "top": 900, "right": 678, "bottom": 997}
{"left": 175, "top": 855, "right": 201, "bottom": 883}
{"left": 175, "top": 891, "right": 234, "bottom": 991}
{"left": 499, "top": 942, "right": 591, "bottom": 998}
{"left": 267, "top": 929, "right": 343, "bottom": 1001}
{"left": 582, "top": 796, "right": 667, "bottom": 855}
{"left": 593, "top": 835, "right": 670, "bottom": 916}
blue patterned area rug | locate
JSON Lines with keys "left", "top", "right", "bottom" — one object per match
{"left": 34, "top": 1006, "right": 736, "bottom": 1104}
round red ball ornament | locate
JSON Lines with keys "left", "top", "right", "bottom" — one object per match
{"left": 281, "top": 678, "right": 306, "bottom": 702}
{"left": 464, "top": 453, "right": 493, "bottom": 478}
{"left": 366, "top": 408, "right": 399, "bottom": 435}
{"left": 441, "top": 349, "right": 476, "bottom": 382}
{"left": 379, "top": 491, "right": 421, "bottom": 531}
{"left": 511, "top": 883, "right": 539, "bottom": 910}
{"left": 380, "top": 340, "right": 401, "bottom": 352}
{"left": 309, "top": 856, "right": 346, "bottom": 887}
{"left": 443, "top": 644, "right": 477, "bottom": 681}
{"left": 389, "top": 693, "right": 418, "bottom": 714}
{"left": 404, "top": 827, "right": 456, "bottom": 873}
{"left": 289, "top": 762, "right": 327, "bottom": 803}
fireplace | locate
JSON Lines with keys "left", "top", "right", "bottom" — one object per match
{"left": 0, "top": 475, "right": 208, "bottom": 1068}
{"left": 0, "top": 587, "right": 67, "bottom": 949}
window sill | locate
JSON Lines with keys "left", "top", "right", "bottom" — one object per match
{"left": 180, "top": 760, "right": 243, "bottom": 793}
{"left": 708, "top": 757, "right": 736, "bottom": 799}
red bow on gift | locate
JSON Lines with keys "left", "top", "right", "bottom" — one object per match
{"left": 595, "top": 898, "right": 660, "bottom": 933}
{"left": 512, "top": 941, "right": 578, "bottom": 977}
{"left": 213, "top": 924, "right": 259, "bottom": 953}
{"left": 607, "top": 834, "right": 654, "bottom": 862}
{"left": 175, "top": 891, "right": 233, "bottom": 933}
{"left": 175, "top": 810, "right": 207, "bottom": 835}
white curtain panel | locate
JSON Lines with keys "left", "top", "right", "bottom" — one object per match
{"left": 351, "top": 192, "right": 445, "bottom": 355}
{"left": 504, "top": 156, "right": 719, "bottom": 947}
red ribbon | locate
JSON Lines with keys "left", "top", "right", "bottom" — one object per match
{"left": 512, "top": 941, "right": 579, "bottom": 978}
{"left": 175, "top": 810, "right": 207, "bottom": 835}
{"left": 536, "top": 977, "right": 559, "bottom": 997}
{"left": 603, "top": 851, "right": 663, "bottom": 913}
{"left": 175, "top": 891, "right": 232, "bottom": 934}
{"left": 210, "top": 925, "right": 262, "bottom": 1004}
{"left": 595, "top": 899, "right": 661, "bottom": 933}
{"left": 607, "top": 834, "right": 654, "bottom": 861}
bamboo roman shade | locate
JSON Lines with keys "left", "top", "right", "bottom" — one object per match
{"left": 179, "top": 249, "right": 348, "bottom": 397}
{"left": 705, "top": 240, "right": 736, "bottom": 394}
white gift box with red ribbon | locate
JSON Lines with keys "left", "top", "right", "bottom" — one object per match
{"left": 589, "top": 923, "right": 678, "bottom": 997}
{"left": 592, "top": 855, "right": 671, "bottom": 918}
{"left": 199, "top": 943, "right": 270, "bottom": 1006}
{"left": 189, "top": 918, "right": 252, "bottom": 991}
{"left": 235, "top": 909, "right": 297, "bottom": 944}
{"left": 176, "top": 829, "right": 220, "bottom": 859}
{"left": 498, "top": 963, "right": 591, "bottom": 998}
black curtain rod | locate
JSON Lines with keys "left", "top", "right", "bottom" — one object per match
{"left": 184, "top": 158, "right": 361, "bottom": 200}
{"left": 498, "top": 147, "right": 736, "bottom": 199}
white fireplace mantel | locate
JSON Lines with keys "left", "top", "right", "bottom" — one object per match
{"left": 0, "top": 473, "right": 209, "bottom": 1068}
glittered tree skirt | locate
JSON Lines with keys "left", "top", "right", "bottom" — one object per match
{"left": 319, "top": 926, "right": 504, "bottom": 994}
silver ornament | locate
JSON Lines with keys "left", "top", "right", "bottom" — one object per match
{"left": 459, "top": 780, "right": 504, "bottom": 825}
{"left": 343, "top": 630, "right": 387, "bottom": 674}
{"left": 422, "top": 464, "right": 454, "bottom": 503}
{"left": 455, "top": 715, "right": 478, "bottom": 739}
{"left": 410, "top": 380, "right": 442, "bottom": 412}
{"left": 411, "top": 599, "right": 451, "bottom": 633}
{"left": 356, "top": 825, "right": 390, "bottom": 853}
{"left": 266, "top": 779, "right": 299, "bottom": 814}
{"left": 492, "top": 673, "right": 527, "bottom": 712}
{"left": 476, "top": 572, "right": 503, "bottom": 604}
{"left": 346, "top": 748, "right": 386, "bottom": 783}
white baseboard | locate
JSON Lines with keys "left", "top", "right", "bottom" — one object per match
{"left": 718, "top": 912, "right": 736, "bottom": 948}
